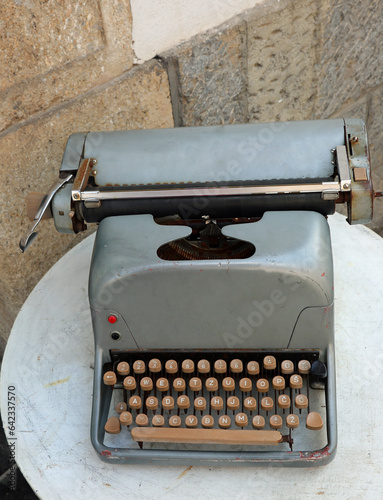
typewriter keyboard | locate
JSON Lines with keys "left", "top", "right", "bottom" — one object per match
{"left": 102, "top": 351, "right": 327, "bottom": 452}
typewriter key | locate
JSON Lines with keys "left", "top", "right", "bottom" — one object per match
{"left": 286, "top": 414, "right": 299, "bottom": 429}
{"left": 256, "top": 378, "right": 269, "bottom": 393}
{"left": 165, "top": 360, "right": 178, "bottom": 374}
{"left": 290, "top": 374, "right": 303, "bottom": 389}
{"left": 197, "top": 359, "right": 210, "bottom": 374}
{"left": 214, "top": 359, "right": 227, "bottom": 374}
{"left": 272, "top": 376, "right": 285, "bottom": 390}
{"left": 136, "top": 414, "right": 149, "bottom": 426}
{"left": 281, "top": 360, "right": 294, "bottom": 375}
{"left": 222, "top": 377, "right": 235, "bottom": 391}
{"left": 244, "top": 397, "right": 257, "bottom": 411}
{"left": 247, "top": 361, "right": 260, "bottom": 375}
{"left": 149, "top": 358, "right": 162, "bottom": 373}
{"left": 103, "top": 371, "right": 117, "bottom": 386}
{"left": 239, "top": 377, "right": 252, "bottom": 392}
{"left": 133, "top": 360, "right": 145, "bottom": 374}
{"left": 173, "top": 377, "right": 186, "bottom": 392}
{"left": 129, "top": 395, "right": 142, "bottom": 410}
{"left": 162, "top": 396, "right": 175, "bottom": 411}
{"left": 116, "top": 362, "right": 130, "bottom": 376}
{"left": 152, "top": 415, "right": 165, "bottom": 427}
{"left": 194, "top": 397, "right": 207, "bottom": 411}
{"left": 185, "top": 415, "right": 198, "bottom": 428}
{"left": 182, "top": 359, "right": 194, "bottom": 374}
{"left": 123, "top": 376, "right": 136, "bottom": 391}
{"left": 206, "top": 377, "right": 219, "bottom": 392}
{"left": 156, "top": 377, "right": 169, "bottom": 392}
{"left": 298, "top": 360, "right": 311, "bottom": 375}
{"left": 115, "top": 401, "right": 127, "bottom": 413}
{"left": 306, "top": 412, "right": 323, "bottom": 430}
{"left": 146, "top": 396, "right": 158, "bottom": 410}
{"left": 227, "top": 396, "right": 240, "bottom": 410}
{"left": 252, "top": 415, "right": 265, "bottom": 429}
{"left": 119, "top": 411, "right": 133, "bottom": 426}
{"left": 263, "top": 355, "right": 276, "bottom": 370}
{"left": 211, "top": 396, "right": 224, "bottom": 411}
{"left": 270, "top": 415, "right": 282, "bottom": 429}
{"left": 295, "top": 394, "right": 308, "bottom": 410}
{"left": 104, "top": 416, "right": 121, "bottom": 434}
{"left": 177, "top": 395, "right": 190, "bottom": 410}
{"left": 189, "top": 377, "right": 202, "bottom": 392}
{"left": 235, "top": 413, "right": 248, "bottom": 428}
{"left": 261, "top": 397, "right": 274, "bottom": 411}
{"left": 218, "top": 415, "right": 231, "bottom": 429}
{"left": 201, "top": 415, "right": 214, "bottom": 428}
{"left": 230, "top": 359, "right": 243, "bottom": 374}
{"left": 140, "top": 377, "right": 153, "bottom": 391}
{"left": 169, "top": 415, "right": 181, "bottom": 427}
{"left": 278, "top": 394, "right": 290, "bottom": 409}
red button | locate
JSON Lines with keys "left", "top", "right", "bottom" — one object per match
{"left": 108, "top": 315, "right": 117, "bottom": 324}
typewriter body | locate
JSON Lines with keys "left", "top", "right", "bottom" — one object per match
{"left": 20, "top": 119, "right": 374, "bottom": 466}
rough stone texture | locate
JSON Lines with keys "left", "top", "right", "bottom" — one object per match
{"left": 316, "top": 0, "right": 383, "bottom": 118}
{"left": 0, "top": 0, "right": 133, "bottom": 132}
{"left": 247, "top": 0, "right": 330, "bottom": 123}
{"left": 0, "top": 61, "right": 173, "bottom": 349}
{"left": 161, "top": 20, "right": 248, "bottom": 126}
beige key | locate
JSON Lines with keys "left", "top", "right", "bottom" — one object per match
{"left": 182, "top": 359, "right": 195, "bottom": 373}
{"left": 136, "top": 414, "right": 149, "bottom": 426}
{"left": 103, "top": 371, "right": 117, "bottom": 385}
{"left": 123, "top": 376, "right": 136, "bottom": 391}
{"left": 140, "top": 377, "right": 153, "bottom": 391}
{"left": 306, "top": 412, "right": 323, "bottom": 430}
{"left": 115, "top": 401, "right": 127, "bottom": 413}
{"left": 247, "top": 361, "right": 260, "bottom": 376}
{"left": 290, "top": 374, "right": 303, "bottom": 389}
{"left": 133, "top": 360, "right": 145, "bottom": 374}
{"left": 218, "top": 415, "right": 231, "bottom": 429}
{"left": 169, "top": 415, "right": 182, "bottom": 427}
{"left": 129, "top": 395, "right": 142, "bottom": 410}
{"left": 239, "top": 377, "right": 252, "bottom": 392}
{"left": 104, "top": 416, "right": 121, "bottom": 434}
{"left": 261, "top": 397, "right": 274, "bottom": 411}
{"left": 295, "top": 394, "right": 308, "bottom": 410}
{"left": 146, "top": 396, "right": 159, "bottom": 411}
{"left": 214, "top": 359, "right": 227, "bottom": 374}
{"left": 152, "top": 414, "right": 165, "bottom": 427}
{"left": 116, "top": 362, "right": 130, "bottom": 376}
{"left": 156, "top": 377, "right": 169, "bottom": 392}
{"left": 189, "top": 377, "right": 202, "bottom": 392}
{"left": 149, "top": 358, "right": 162, "bottom": 373}
{"left": 256, "top": 378, "right": 269, "bottom": 393}
{"left": 230, "top": 359, "right": 243, "bottom": 374}
{"left": 222, "top": 377, "right": 235, "bottom": 391}
{"left": 131, "top": 427, "right": 283, "bottom": 445}
{"left": 162, "top": 396, "right": 175, "bottom": 411}
{"left": 206, "top": 377, "right": 219, "bottom": 392}
{"left": 197, "top": 359, "right": 210, "bottom": 374}
{"left": 286, "top": 414, "right": 299, "bottom": 429}
{"left": 185, "top": 415, "right": 198, "bottom": 428}
{"left": 235, "top": 412, "right": 248, "bottom": 428}
{"left": 281, "top": 360, "right": 294, "bottom": 375}
{"left": 165, "top": 359, "right": 178, "bottom": 374}
{"left": 263, "top": 355, "right": 276, "bottom": 370}
{"left": 173, "top": 377, "right": 186, "bottom": 392}
{"left": 252, "top": 415, "right": 265, "bottom": 429}
{"left": 177, "top": 395, "right": 190, "bottom": 410}
{"left": 298, "top": 360, "right": 311, "bottom": 375}
{"left": 244, "top": 397, "right": 257, "bottom": 411}
{"left": 272, "top": 376, "right": 285, "bottom": 390}
{"left": 202, "top": 415, "right": 214, "bottom": 428}
{"left": 119, "top": 411, "right": 133, "bottom": 426}
{"left": 227, "top": 396, "right": 240, "bottom": 411}
{"left": 277, "top": 394, "right": 291, "bottom": 409}
{"left": 184, "top": 416, "right": 197, "bottom": 430}
{"left": 211, "top": 396, "right": 224, "bottom": 411}
{"left": 194, "top": 397, "right": 207, "bottom": 411}
{"left": 270, "top": 414, "right": 283, "bottom": 429}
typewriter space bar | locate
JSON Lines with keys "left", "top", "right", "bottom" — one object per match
{"left": 131, "top": 428, "right": 282, "bottom": 445}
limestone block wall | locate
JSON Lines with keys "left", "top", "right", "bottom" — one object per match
{"left": 1, "top": 0, "right": 382, "bottom": 354}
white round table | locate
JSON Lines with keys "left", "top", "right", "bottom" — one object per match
{"left": 1, "top": 213, "right": 383, "bottom": 500}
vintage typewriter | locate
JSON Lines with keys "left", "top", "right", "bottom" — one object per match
{"left": 20, "top": 118, "right": 374, "bottom": 466}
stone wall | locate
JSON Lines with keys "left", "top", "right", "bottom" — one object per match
{"left": 1, "top": 0, "right": 382, "bottom": 354}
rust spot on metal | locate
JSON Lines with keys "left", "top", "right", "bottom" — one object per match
{"left": 299, "top": 446, "right": 331, "bottom": 461}
{"left": 101, "top": 450, "right": 112, "bottom": 457}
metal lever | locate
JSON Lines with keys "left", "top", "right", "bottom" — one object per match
{"left": 19, "top": 174, "right": 73, "bottom": 253}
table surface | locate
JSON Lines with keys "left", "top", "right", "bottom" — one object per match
{"left": 1, "top": 213, "right": 383, "bottom": 500}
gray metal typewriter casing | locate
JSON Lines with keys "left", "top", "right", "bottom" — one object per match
{"left": 22, "top": 118, "right": 371, "bottom": 466}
